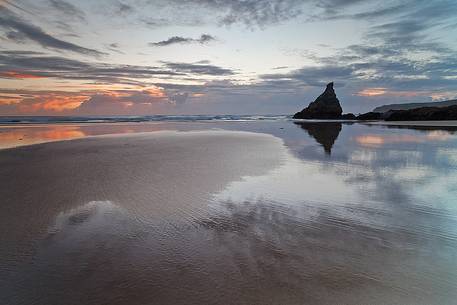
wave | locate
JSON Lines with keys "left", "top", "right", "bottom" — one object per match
{"left": 0, "top": 114, "right": 291, "bottom": 125}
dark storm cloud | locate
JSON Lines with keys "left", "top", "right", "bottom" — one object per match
{"left": 0, "top": 7, "right": 104, "bottom": 57}
{"left": 48, "top": 0, "right": 86, "bottom": 21}
{"left": 149, "top": 34, "right": 216, "bottom": 47}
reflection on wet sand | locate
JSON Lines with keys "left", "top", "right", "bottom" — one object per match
{"left": 355, "top": 131, "right": 455, "bottom": 147}
{"left": 0, "top": 125, "right": 86, "bottom": 148}
{"left": 1, "top": 121, "right": 457, "bottom": 305}
{"left": 294, "top": 122, "right": 341, "bottom": 154}
{"left": 0, "top": 122, "right": 189, "bottom": 149}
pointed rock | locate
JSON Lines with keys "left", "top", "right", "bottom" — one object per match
{"left": 293, "top": 82, "right": 343, "bottom": 119}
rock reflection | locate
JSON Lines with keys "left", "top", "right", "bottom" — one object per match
{"left": 294, "top": 122, "right": 342, "bottom": 154}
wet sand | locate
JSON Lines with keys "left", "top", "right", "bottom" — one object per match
{"left": 0, "top": 122, "right": 191, "bottom": 149}
{"left": 1, "top": 125, "right": 457, "bottom": 305}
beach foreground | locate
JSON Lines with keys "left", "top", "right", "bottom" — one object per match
{"left": 1, "top": 123, "right": 457, "bottom": 305}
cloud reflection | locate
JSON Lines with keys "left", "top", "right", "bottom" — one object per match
{"left": 355, "top": 131, "right": 454, "bottom": 147}
{"left": 0, "top": 123, "right": 186, "bottom": 149}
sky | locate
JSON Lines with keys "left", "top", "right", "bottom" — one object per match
{"left": 0, "top": 0, "right": 456, "bottom": 115}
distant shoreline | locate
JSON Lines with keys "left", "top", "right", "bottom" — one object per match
{"left": 292, "top": 119, "right": 457, "bottom": 127}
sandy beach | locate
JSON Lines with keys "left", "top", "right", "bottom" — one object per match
{"left": 1, "top": 123, "right": 457, "bottom": 305}
{"left": 2, "top": 0, "right": 457, "bottom": 303}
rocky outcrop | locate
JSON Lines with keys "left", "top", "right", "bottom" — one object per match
{"left": 293, "top": 82, "right": 457, "bottom": 121}
{"left": 356, "top": 112, "right": 382, "bottom": 120}
{"left": 353, "top": 104, "right": 457, "bottom": 121}
{"left": 341, "top": 113, "right": 356, "bottom": 120}
{"left": 373, "top": 99, "right": 457, "bottom": 113}
{"left": 385, "top": 105, "right": 457, "bottom": 121}
{"left": 293, "top": 82, "right": 343, "bottom": 119}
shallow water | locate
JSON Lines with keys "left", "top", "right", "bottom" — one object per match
{"left": 1, "top": 121, "right": 457, "bottom": 305}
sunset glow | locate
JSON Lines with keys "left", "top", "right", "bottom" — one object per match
{"left": 356, "top": 88, "right": 387, "bottom": 97}
{"left": 1, "top": 71, "right": 46, "bottom": 79}
{"left": 16, "top": 95, "right": 88, "bottom": 113}
{"left": 0, "top": 0, "right": 456, "bottom": 115}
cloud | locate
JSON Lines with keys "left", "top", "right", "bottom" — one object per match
{"left": 5, "top": 30, "right": 26, "bottom": 42}
{"left": 77, "top": 93, "right": 161, "bottom": 115}
{"left": 0, "top": 71, "right": 46, "bottom": 79}
{"left": 169, "top": 92, "right": 189, "bottom": 105}
{"left": 0, "top": 51, "right": 183, "bottom": 83}
{"left": 161, "top": 61, "right": 235, "bottom": 76}
{"left": 2, "top": 0, "right": 457, "bottom": 115}
{"left": 309, "top": 2, "right": 410, "bottom": 21}
{"left": 48, "top": 0, "right": 86, "bottom": 21}
{"left": 137, "top": 0, "right": 419, "bottom": 28}
{"left": 0, "top": 7, "right": 104, "bottom": 57}
{"left": 0, "top": 51, "right": 235, "bottom": 83}
{"left": 106, "top": 42, "right": 124, "bottom": 54}
{"left": 261, "top": 65, "right": 354, "bottom": 87}
{"left": 0, "top": 87, "right": 175, "bottom": 115}
{"left": 116, "top": 1, "right": 134, "bottom": 15}
{"left": 149, "top": 34, "right": 216, "bottom": 47}
{"left": 0, "top": 91, "right": 89, "bottom": 114}
{"left": 135, "top": 0, "right": 307, "bottom": 28}
{"left": 209, "top": 0, "right": 304, "bottom": 27}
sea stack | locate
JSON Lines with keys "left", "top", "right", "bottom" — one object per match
{"left": 293, "top": 82, "right": 343, "bottom": 119}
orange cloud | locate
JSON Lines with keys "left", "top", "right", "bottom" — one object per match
{"left": 356, "top": 88, "right": 446, "bottom": 98}
{"left": 143, "top": 87, "right": 167, "bottom": 97}
{"left": 0, "top": 97, "right": 21, "bottom": 105}
{"left": 1, "top": 71, "right": 46, "bottom": 79}
{"left": 430, "top": 92, "right": 457, "bottom": 101}
{"left": 18, "top": 95, "right": 89, "bottom": 112}
{"left": 356, "top": 88, "right": 387, "bottom": 96}
{"left": 0, "top": 86, "right": 171, "bottom": 115}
